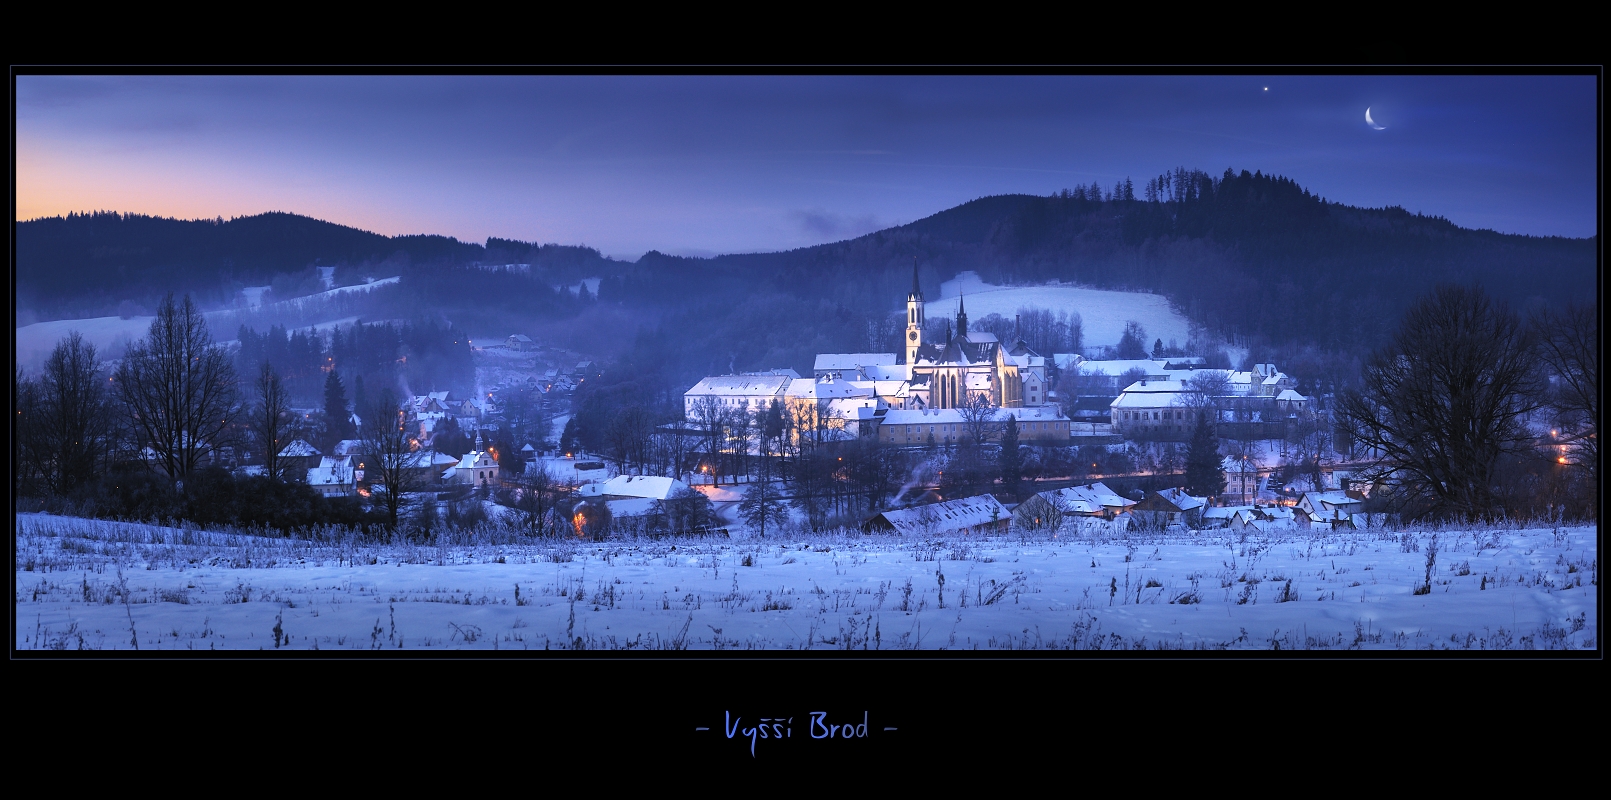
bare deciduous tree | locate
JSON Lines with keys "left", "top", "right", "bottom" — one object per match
{"left": 115, "top": 294, "right": 239, "bottom": 484}
{"left": 360, "top": 387, "right": 423, "bottom": 530}
{"left": 254, "top": 362, "right": 297, "bottom": 481}
{"left": 957, "top": 394, "right": 999, "bottom": 449}
{"left": 1340, "top": 285, "right": 1544, "bottom": 521}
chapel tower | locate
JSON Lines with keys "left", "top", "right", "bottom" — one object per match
{"left": 905, "top": 257, "right": 924, "bottom": 365}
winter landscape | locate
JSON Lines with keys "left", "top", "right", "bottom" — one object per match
{"left": 17, "top": 512, "right": 1596, "bottom": 651}
{"left": 15, "top": 75, "right": 1598, "bottom": 657}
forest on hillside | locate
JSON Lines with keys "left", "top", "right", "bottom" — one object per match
{"left": 18, "top": 168, "right": 1595, "bottom": 399}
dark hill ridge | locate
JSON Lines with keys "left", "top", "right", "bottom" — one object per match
{"left": 18, "top": 169, "right": 1595, "bottom": 359}
{"left": 15, "top": 211, "right": 617, "bottom": 319}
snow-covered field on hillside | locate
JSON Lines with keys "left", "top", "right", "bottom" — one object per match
{"left": 16, "top": 513, "right": 1595, "bottom": 652}
{"left": 937, "top": 272, "right": 1192, "bottom": 349}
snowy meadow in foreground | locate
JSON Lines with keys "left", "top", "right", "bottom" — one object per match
{"left": 16, "top": 513, "right": 1596, "bottom": 652}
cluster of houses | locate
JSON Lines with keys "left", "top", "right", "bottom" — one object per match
{"left": 1009, "top": 482, "right": 1374, "bottom": 533}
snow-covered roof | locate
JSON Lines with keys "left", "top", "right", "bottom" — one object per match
{"left": 814, "top": 353, "right": 897, "bottom": 372}
{"left": 1119, "top": 380, "right": 1187, "bottom": 393}
{"left": 1276, "top": 389, "right": 1308, "bottom": 402}
{"left": 872, "top": 494, "right": 1010, "bottom": 536}
{"left": 742, "top": 368, "right": 802, "bottom": 379}
{"left": 860, "top": 364, "right": 908, "bottom": 381}
{"left": 508, "top": 334, "right": 533, "bottom": 342}
{"left": 1041, "top": 482, "right": 1134, "bottom": 511}
{"left": 1301, "top": 491, "right": 1363, "bottom": 510}
{"left": 787, "top": 378, "right": 873, "bottom": 400}
{"left": 595, "top": 474, "right": 688, "bottom": 500}
{"left": 1111, "top": 389, "right": 1188, "bottom": 409}
{"left": 685, "top": 375, "right": 792, "bottom": 397}
{"left": 456, "top": 450, "right": 498, "bottom": 471}
{"left": 278, "top": 439, "right": 320, "bottom": 458}
{"left": 1154, "top": 487, "right": 1208, "bottom": 511}
{"left": 331, "top": 439, "right": 364, "bottom": 457}
{"left": 1203, "top": 505, "right": 1252, "bottom": 519}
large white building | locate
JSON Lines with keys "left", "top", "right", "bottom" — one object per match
{"left": 682, "top": 263, "right": 1055, "bottom": 442}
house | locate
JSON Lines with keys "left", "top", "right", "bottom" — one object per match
{"left": 306, "top": 456, "right": 355, "bottom": 497}
{"left": 1295, "top": 490, "right": 1365, "bottom": 523}
{"left": 684, "top": 375, "right": 793, "bottom": 419}
{"left": 577, "top": 474, "right": 692, "bottom": 521}
{"left": 507, "top": 334, "right": 536, "bottom": 351}
{"left": 862, "top": 494, "right": 1011, "bottom": 536}
{"left": 277, "top": 439, "right": 322, "bottom": 475}
{"left": 579, "top": 474, "right": 690, "bottom": 501}
{"left": 1130, "top": 488, "right": 1210, "bottom": 529}
{"left": 1026, "top": 482, "right": 1136, "bottom": 521}
{"left": 1110, "top": 380, "right": 1196, "bottom": 436}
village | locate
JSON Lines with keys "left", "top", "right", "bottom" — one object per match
{"left": 221, "top": 263, "right": 1381, "bottom": 542}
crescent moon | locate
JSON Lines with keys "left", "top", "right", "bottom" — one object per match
{"left": 1366, "top": 107, "right": 1386, "bottom": 130}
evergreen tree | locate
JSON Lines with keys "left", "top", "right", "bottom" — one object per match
{"left": 323, "top": 371, "right": 354, "bottom": 446}
{"left": 1184, "top": 412, "right": 1226, "bottom": 500}
{"left": 1152, "top": 338, "right": 1165, "bottom": 359}
{"left": 560, "top": 418, "right": 580, "bottom": 456}
{"left": 997, "top": 415, "right": 1024, "bottom": 500}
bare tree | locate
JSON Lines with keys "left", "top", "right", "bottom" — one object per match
{"left": 360, "top": 387, "right": 423, "bottom": 530}
{"left": 253, "top": 362, "right": 297, "bottom": 481}
{"left": 1182, "top": 369, "right": 1230, "bottom": 412}
{"left": 516, "top": 461, "right": 557, "bottom": 537}
{"left": 1532, "top": 302, "right": 1598, "bottom": 486}
{"left": 115, "top": 294, "right": 239, "bottom": 484}
{"left": 605, "top": 405, "right": 654, "bottom": 474}
{"left": 957, "top": 393, "right": 1000, "bottom": 449}
{"left": 1340, "top": 285, "right": 1544, "bottom": 521}
{"left": 24, "top": 333, "right": 117, "bottom": 497}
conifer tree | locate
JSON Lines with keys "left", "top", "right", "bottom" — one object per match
{"left": 1184, "top": 411, "right": 1226, "bottom": 500}
{"left": 323, "top": 371, "right": 354, "bottom": 446}
{"left": 997, "top": 414, "right": 1024, "bottom": 500}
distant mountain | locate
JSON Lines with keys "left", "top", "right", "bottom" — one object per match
{"left": 14, "top": 211, "right": 618, "bottom": 320}
{"left": 19, "top": 169, "right": 1595, "bottom": 366}
{"left": 600, "top": 168, "right": 1594, "bottom": 354}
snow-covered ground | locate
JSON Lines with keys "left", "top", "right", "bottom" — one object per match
{"left": 276, "top": 276, "right": 400, "bottom": 307}
{"left": 17, "top": 303, "right": 366, "bottom": 372}
{"left": 937, "top": 272, "right": 1192, "bottom": 349}
{"left": 16, "top": 513, "right": 1595, "bottom": 652}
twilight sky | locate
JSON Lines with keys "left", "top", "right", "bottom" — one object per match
{"left": 16, "top": 74, "right": 1597, "bottom": 259}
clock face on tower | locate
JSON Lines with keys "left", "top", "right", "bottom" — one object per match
{"left": 908, "top": 331, "right": 918, "bottom": 341}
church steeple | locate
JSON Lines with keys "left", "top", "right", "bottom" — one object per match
{"left": 956, "top": 295, "right": 969, "bottom": 340}
{"left": 904, "top": 257, "right": 925, "bottom": 365}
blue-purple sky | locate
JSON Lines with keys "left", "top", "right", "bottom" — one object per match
{"left": 17, "top": 75, "right": 1597, "bottom": 259}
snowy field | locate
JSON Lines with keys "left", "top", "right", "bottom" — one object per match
{"left": 937, "top": 272, "right": 1192, "bottom": 349}
{"left": 16, "top": 513, "right": 1595, "bottom": 652}
{"left": 17, "top": 312, "right": 362, "bottom": 372}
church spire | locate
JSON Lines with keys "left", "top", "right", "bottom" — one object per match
{"left": 956, "top": 295, "right": 968, "bottom": 340}
{"left": 905, "top": 257, "right": 925, "bottom": 366}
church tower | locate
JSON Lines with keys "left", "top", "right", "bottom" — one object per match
{"left": 905, "top": 257, "right": 924, "bottom": 365}
{"left": 956, "top": 294, "right": 969, "bottom": 340}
